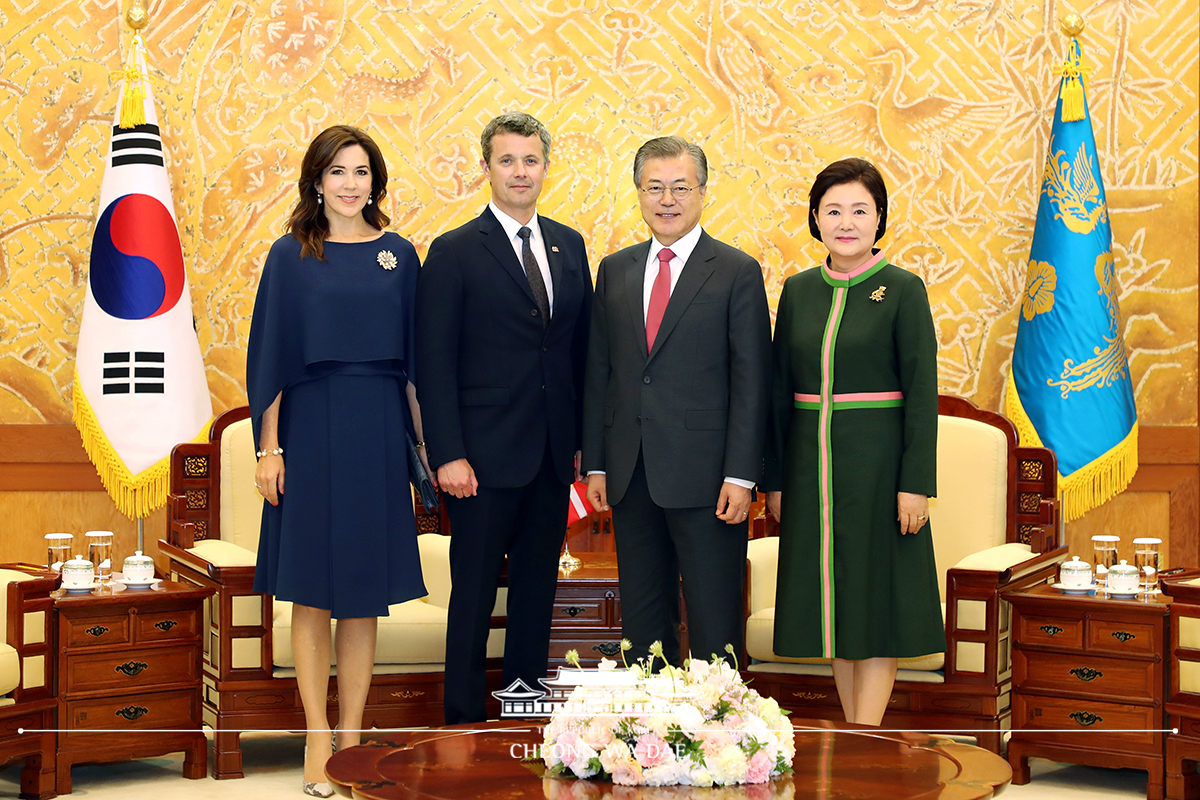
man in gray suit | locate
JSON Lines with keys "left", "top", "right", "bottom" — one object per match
{"left": 582, "top": 135, "right": 771, "bottom": 668}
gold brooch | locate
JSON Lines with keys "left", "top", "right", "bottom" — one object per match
{"left": 377, "top": 250, "right": 397, "bottom": 270}
{"left": 869, "top": 285, "right": 886, "bottom": 302}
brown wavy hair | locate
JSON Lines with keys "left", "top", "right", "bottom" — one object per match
{"left": 288, "top": 125, "right": 391, "bottom": 261}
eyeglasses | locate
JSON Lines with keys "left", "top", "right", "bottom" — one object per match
{"left": 639, "top": 184, "right": 701, "bottom": 199}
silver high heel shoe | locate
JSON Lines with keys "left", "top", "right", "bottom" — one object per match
{"left": 302, "top": 745, "right": 334, "bottom": 798}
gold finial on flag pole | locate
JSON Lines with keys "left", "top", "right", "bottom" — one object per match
{"left": 1056, "top": 13, "right": 1090, "bottom": 122}
{"left": 126, "top": 0, "right": 148, "bottom": 30}
{"left": 117, "top": 0, "right": 150, "bottom": 128}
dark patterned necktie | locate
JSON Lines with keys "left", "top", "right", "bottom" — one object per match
{"left": 518, "top": 226, "right": 549, "bottom": 328}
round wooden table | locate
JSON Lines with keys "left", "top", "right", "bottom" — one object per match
{"left": 325, "top": 719, "right": 1011, "bottom": 799}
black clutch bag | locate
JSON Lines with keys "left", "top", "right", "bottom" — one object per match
{"left": 406, "top": 433, "right": 438, "bottom": 511}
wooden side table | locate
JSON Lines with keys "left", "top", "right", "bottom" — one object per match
{"left": 1005, "top": 583, "right": 1170, "bottom": 800}
{"left": 549, "top": 552, "right": 688, "bottom": 670}
{"left": 53, "top": 579, "right": 213, "bottom": 794}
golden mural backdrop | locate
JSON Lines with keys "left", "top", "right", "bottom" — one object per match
{"left": 1, "top": 0, "right": 1196, "bottom": 426}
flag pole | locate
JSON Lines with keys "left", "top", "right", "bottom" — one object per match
{"left": 137, "top": 517, "right": 144, "bottom": 554}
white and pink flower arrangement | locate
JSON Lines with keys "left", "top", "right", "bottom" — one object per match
{"left": 540, "top": 643, "right": 794, "bottom": 787}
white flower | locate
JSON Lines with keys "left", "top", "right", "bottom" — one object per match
{"left": 597, "top": 657, "right": 617, "bottom": 670}
{"left": 377, "top": 250, "right": 397, "bottom": 270}
{"left": 709, "top": 744, "right": 749, "bottom": 785}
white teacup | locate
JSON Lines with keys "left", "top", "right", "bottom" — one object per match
{"left": 1107, "top": 560, "right": 1140, "bottom": 594}
{"left": 61, "top": 554, "right": 94, "bottom": 589}
{"left": 123, "top": 551, "right": 155, "bottom": 582}
{"left": 1060, "top": 556, "right": 1092, "bottom": 589}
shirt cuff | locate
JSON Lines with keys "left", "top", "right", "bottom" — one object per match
{"left": 724, "top": 477, "right": 755, "bottom": 490}
{"left": 587, "top": 470, "right": 606, "bottom": 476}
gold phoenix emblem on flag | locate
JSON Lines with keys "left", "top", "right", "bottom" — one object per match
{"left": 1042, "top": 139, "right": 1108, "bottom": 235}
{"left": 377, "top": 250, "right": 397, "bottom": 270}
{"left": 869, "top": 285, "right": 886, "bottom": 302}
{"left": 1021, "top": 260, "right": 1057, "bottom": 320}
{"left": 1047, "top": 251, "right": 1131, "bottom": 398}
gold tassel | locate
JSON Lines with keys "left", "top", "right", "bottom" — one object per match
{"left": 1005, "top": 371, "right": 1138, "bottom": 523}
{"left": 1056, "top": 41, "right": 1091, "bottom": 123}
{"left": 72, "top": 369, "right": 212, "bottom": 519}
{"left": 113, "top": 34, "right": 149, "bottom": 129}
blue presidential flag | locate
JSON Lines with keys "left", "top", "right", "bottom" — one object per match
{"left": 73, "top": 34, "right": 212, "bottom": 518}
{"left": 1006, "top": 38, "right": 1137, "bottom": 523}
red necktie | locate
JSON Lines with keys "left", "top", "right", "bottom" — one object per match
{"left": 646, "top": 247, "right": 675, "bottom": 350}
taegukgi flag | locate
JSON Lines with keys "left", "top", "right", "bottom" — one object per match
{"left": 73, "top": 33, "right": 212, "bottom": 518}
{"left": 1006, "top": 35, "right": 1137, "bottom": 523}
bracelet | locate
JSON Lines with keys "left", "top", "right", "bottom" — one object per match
{"left": 415, "top": 441, "right": 426, "bottom": 449}
{"left": 256, "top": 447, "right": 283, "bottom": 458}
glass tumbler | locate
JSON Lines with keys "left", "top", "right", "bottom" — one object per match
{"left": 1133, "top": 537, "right": 1162, "bottom": 591}
{"left": 46, "top": 533, "right": 73, "bottom": 571}
{"left": 85, "top": 530, "right": 114, "bottom": 582}
{"left": 1091, "top": 534, "right": 1120, "bottom": 586}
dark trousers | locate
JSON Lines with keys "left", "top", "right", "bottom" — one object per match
{"left": 442, "top": 444, "right": 568, "bottom": 724}
{"left": 611, "top": 452, "right": 748, "bottom": 669}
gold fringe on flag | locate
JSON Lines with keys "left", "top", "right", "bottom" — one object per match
{"left": 72, "top": 368, "right": 212, "bottom": 519}
{"left": 112, "top": 33, "right": 150, "bottom": 129}
{"left": 1005, "top": 370, "right": 1138, "bottom": 523}
{"left": 1056, "top": 40, "right": 1091, "bottom": 123}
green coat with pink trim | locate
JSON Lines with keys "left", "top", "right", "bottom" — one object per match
{"left": 763, "top": 254, "right": 944, "bottom": 660}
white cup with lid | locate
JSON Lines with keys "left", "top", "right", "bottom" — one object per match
{"left": 1060, "top": 556, "right": 1092, "bottom": 589}
{"left": 1107, "top": 559, "right": 1140, "bottom": 594}
{"left": 61, "top": 554, "right": 94, "bottom": 590}
{"left": 122, "top": 551, "right": 155, "bottom": 583}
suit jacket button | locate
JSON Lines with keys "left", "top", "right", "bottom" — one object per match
{"left": 636, "top": 416, "right": 642, "bottom": 424}
{"left": 542, "top": 347, "right": 548, "bottom": 352}
{"left": 531, "top": 309, "right": 539, "bottom": 316}
{"left": 643, "top": 376, "right": 651, "bottom": 384}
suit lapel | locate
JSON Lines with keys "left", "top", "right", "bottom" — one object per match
{"left": 648, "top": 231, "right": 716, "bottom": 361}
{"left": 624, "top": 242, "right": 652, "bottom": 358}
{"left": 478, "top": 207, "right": 537, "bottom": 306}
{"left": 543, "top": 221, "right": 564, "bottom": 303}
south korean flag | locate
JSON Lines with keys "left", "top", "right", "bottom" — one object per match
{"left": 73, "top": 33, "right": 212, "bottom": 518}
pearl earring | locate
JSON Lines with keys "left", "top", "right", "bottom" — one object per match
{"left": 317, "top": 193, "right": 323, "bottom": 205}
{"left": 367, "top": 196, "right": 373, "bottom": 206}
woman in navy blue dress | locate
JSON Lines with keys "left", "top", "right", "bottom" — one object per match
{"left": 247, "top": 125, "right": 429, "bottom": 797}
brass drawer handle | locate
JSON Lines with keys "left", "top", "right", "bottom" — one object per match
{"left": 593, "top": 642, "right": 621, "bottom": 657}
{"left": 85, "top": 625, "right": 109, "bottom": 637}
{"left": 1111, "top": 631, "right": 1136, "bottom": 643}
{"left": 391, "top": 690, "right": 425, "bottom": 699}
{"left": 1069, "top": 667, "right": 1102, "bottom": 682}
{"left": 115, "top": 661, "right": 149, "bottom": 677}
{"left": 1040, "top": 625, "right": 1063, "bottom": 636}
{"left": 154, "top": 620, "right": 178, "bottom": 632}
{"left": 1069, "top": 711, "right": 1102, "bottom": 727}
{"left": 562, "top": 606, "right": 585, "bottom": 617}
{"left": 115, "top": 705, "right": 148, "bottom": 721}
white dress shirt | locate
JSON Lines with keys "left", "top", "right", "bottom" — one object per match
{"left": 490, "top": 201, "right": 554, "bottom": 314}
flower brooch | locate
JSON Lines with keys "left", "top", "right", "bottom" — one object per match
{"left": 869, "top": 285, "right": 886, "bottom": 302}
{"left": 377, "top": 250, "right": 397, "bottom": 270}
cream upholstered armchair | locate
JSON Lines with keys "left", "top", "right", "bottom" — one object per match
{"left": 160, "top": 407, "right": 506, "bottom": 779}
{"left": 0, "top": 565, "right": 57, "bottom": 798}
{"left": 743, "top": 395, "right": 1064, "bottom": 754}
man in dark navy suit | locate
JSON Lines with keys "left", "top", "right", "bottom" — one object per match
{"left": 417, "top": 112, "right": 592, "bottom": 723}
{"left": 582, "top": 136, "right": 771, "bottom": 669}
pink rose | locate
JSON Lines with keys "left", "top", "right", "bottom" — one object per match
{"left": 746, "top": 751, "right": 772, "bottom": 783}
{"left": 634, "top": 734, "right": 671, "bottom": 768}
{"left": 611, "top": 763, "right": 643, "bottom": 785}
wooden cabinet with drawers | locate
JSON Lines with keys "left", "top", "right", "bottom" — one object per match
{"left": 1005, "top": 583, "right": 1170, "bottom": 800}
{"left": 549, "top": 552, "right": 688, "bottom": 670}
{"left": 54, "top": 580, "right": 213, "bottom": 793}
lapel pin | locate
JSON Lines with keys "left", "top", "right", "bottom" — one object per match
{"left": 869, "top": 285, "right": 886, "bottom": 302}
{"left": 551, "top": 246, "right": 560, "bottom": 253}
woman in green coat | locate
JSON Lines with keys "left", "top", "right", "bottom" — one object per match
{"left": 764, "top": 158, "right": 944, "bottom": 726}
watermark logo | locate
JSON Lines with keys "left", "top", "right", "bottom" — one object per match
{"left": 492, "top": 666, "right": 682, "bottom": 718}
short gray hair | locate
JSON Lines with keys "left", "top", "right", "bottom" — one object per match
{"left": 632, "top": 136, "right": 708, "bottom": 188}
{"left": 480, "top": 112, "right": 552, "bottom": 163}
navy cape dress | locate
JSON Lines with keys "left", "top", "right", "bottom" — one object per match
{"left": 246, "top": 232, "right": 426, "bottom": 619}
